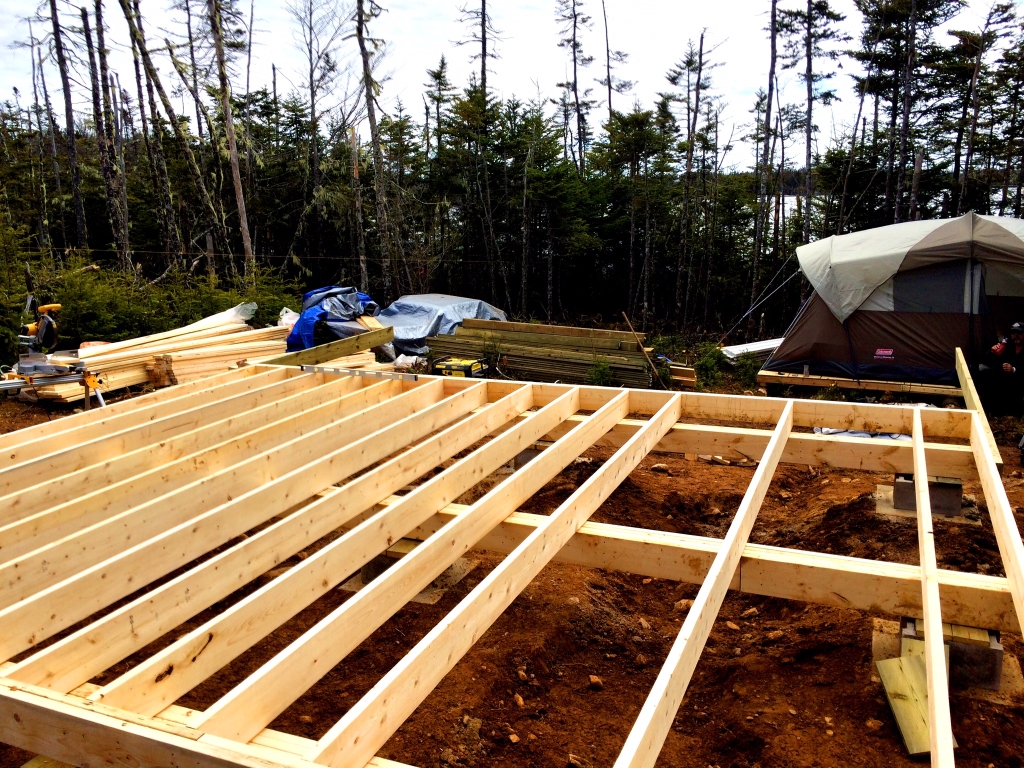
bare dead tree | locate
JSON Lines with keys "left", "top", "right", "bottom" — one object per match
{"left": 208, "top": 0, "right": 255, "bottom": 281}
{"left": 48, "top": 0, "right": 86, "bottom": 246}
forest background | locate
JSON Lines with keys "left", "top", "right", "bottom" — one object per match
{"left": 0, "top": 0, "right": 1021, "bottom": 364}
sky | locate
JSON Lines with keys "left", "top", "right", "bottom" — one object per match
{"left": 0, "top": 0, "right": 1003, "bottom": 169}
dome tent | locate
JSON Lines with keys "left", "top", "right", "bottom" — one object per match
{"left": 763, "top": 213, "right": 1024, "bottom": 386}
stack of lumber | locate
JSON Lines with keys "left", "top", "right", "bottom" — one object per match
{"left": 427, "top": 319, "right": 655, "bottom": 388}
{"left": 668, "top": 363, "right": 697, "bottom": 389}
{"left": 37, "top": 322, "right": 288, "bottom": 402}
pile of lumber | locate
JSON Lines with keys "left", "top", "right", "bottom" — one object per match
{"left": 37, "top": 321, "right": 288, "bottom": 402}
{"left": 427, "top": 319, "right": 656, "bottom": 388}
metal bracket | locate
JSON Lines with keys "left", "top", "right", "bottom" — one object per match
{"left": 300, "top": 365, "right": 418, "bottom": 382}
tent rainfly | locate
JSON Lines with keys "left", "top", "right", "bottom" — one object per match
{"left": 763, "top": 213, "right": 1024, "bottom": 386}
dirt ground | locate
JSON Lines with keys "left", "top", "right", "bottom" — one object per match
{"left": 1, "top": 395, "right": 1024, "bottom": 768}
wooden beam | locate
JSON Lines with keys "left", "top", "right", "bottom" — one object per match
{"left": 307, "top": 392, "right": 683, "bottom": 767}
{"left": 970, "top": 410, "right": 1024, "bottom": 634}
{"left": 90, "top": 384, "right": 549, "bottom": 717}
{"left": 911, "top": 409, "right": 955, "bottom": 766}
{"left": 8, "top": 384, "right": 515, "bottom": 695}
{"left": 0, "top": 369, "right": 319, "bottom": 500}
{"left": 0, "top": 380, "right": 459, "bottom": 660}
{"left": 537, "top": 413, "right": 978, "bottom": 480}
{"left": 955, "top": 347, "right": 1000, "bottom": 465}
{"left": 0, "top": 366, "right": 291, "bottom": 469}
{"left": 0, "top": 379, "right": 414, "bottom": 609}
{"left": 0, "top": 376, "right": 373, "bottom": 561}
{"left": 611, "top": 400, "right": 793, "bottom": 768}
{"left": 758, "top": 369, "right": 963, "bottom": 398}
{"left": 389, "top": 500, "right": 1017, "bottom": 632}
{"left": 262, "top": 327, "right": 394, "bottom": 367}
{"left": 485, "top": 379, "right": 972, "bottom": 439}
{"left": 0, "top": 366, "right": 255, "bottom": 454}
{"left": 199, "top": 391, "right": 643, "bottom": 742}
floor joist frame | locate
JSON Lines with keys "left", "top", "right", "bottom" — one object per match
{"left": 0, "top": 365, "right": 1018, "bottom": 768}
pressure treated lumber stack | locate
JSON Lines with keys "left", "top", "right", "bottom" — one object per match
{"left": 427, "top": 319, "right": 654, "bottom": 388}
{"left": 37, "top": 324, "right": 288, "bottom": 402}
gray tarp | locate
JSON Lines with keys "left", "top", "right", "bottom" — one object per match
{"left": 377, "top": 294, "right": 506, "bottom": 354}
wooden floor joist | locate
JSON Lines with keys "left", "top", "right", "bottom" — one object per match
{"left": 0, "top": 368, "right": 1018, "bottom": 768}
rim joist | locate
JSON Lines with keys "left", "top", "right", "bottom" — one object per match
{"left": 0, "top": 366, "right": 1017, "bottom": 768}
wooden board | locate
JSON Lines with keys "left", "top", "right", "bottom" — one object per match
{"left": 757, "top": 369, "right": 963, "bottom": 397}
{"left": 0, "top": 369, "right": 1013, "bottom": 768}
{"left": 876, "top": 651, "right": 956, "bottom": 756}
{"left": 262, "top": 327, "right": 394, "bottom": 366}
{"left": 955, "top": 347, "right": 1000, "bottom": 465}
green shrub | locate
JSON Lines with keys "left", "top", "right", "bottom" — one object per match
{"left": 585, "top": 358, "right": 614, "bottom": 386}
{"left": 733, "top": 352, "right": 761, "bottom": 390}
{"left": 694, "top": 343, "right": 725, "bottom": 389}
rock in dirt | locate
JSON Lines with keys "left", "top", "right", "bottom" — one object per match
{"left": 509, "top": 733, "right": 520, "bottom": 743}
{"left": 514, "top": 693, "right": 525, "bottom": 707}
{"left": 741, "top": 607, "right": 758, "bottom": 618}
{"left": 299, "top": 715, "right": 313, "bottom": 723}
{"left": 568, "top": 596, "right": 580, "bottom": 605}
{"left": 674, "top": 598, "right": 694, "bottom": 611}
{"left": 865, "top": 718, "right": 884, "bottom": 731}
{"left": 778, "top": 490, "right": 792, "bottom": 500}
{"left": 651, "top": 463, "right": 671, "bottom": 473}
{"left": 789, "top": 708, "right": 797, "bottom": 715}
{"left": 726, "top": 621, "right": 741, "bottom": 631}
{"left": 638, "top": 617, "right": 651, "bottom": 630}
{"left": 568, "top": 755, "right": 588, "bottom": 768}
{"left": 589, "top": 674, "right": 604, "bottom": 690}
{"left": 635, "top": 652, "right": 648, "bottom": 666}
{"left": 517, "top": 666, "right": 528, "bottom": 681}
{"left": 766, "top": 629, "right": 784, "bottom": 641}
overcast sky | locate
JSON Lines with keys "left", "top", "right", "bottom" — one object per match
{"left": 0, "top": 0, "right": 1001, "bottom": 169}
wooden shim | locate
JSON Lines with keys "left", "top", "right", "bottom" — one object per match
{"left": 0, "top": 380, "right": 453, "bottom": 660}
{"left": 911, "top": 409, "right": 955, "bottom": 765}
{"left": 9, "top": 384, "right": 504, "bottom": 696}
{"left": 970, "top": 410, "right": 1024, "bottom": 636}
{"left": 955, "top": 347, "right": 1000, "bottom": 465}
{"left": 262, "top": 327, "right": 394, "bottom": 367}
{"left": 0, "top": 377, "right": 380, "bottom": 568}
{"left": 393, "top": 500, "right": 1019, "bottom": 632}
{"left": 94, "top": 383, "right": 541, "bottom": 717}
{"left": 538, "top": 414, "right": 978, "bottom": 480}
{"left": 308, "top": 391, "right": 683, "bottom": 766}
{"left": 611, "top": 400, "right": 793, "bottom": 768}
{"left": 198, "top": 390, "right": 632, "bottom": 741}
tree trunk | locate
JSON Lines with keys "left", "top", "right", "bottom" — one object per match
{"left": 571, "top": 0, "right": 585, "bottom": 174}
{"left": 351, "top": 127, "right": 368, "bottom": 291}
{"left": 49, "top": 0, "right": 86, "bottom": 247}
{"left": 601, "top": 0, "right": 613, "bottom": 124}
{"left": 748, "top": 0, "right": 776, "bottom": 337}
{"left": 677, "top": 32, "right": 704, "bottom": 321}
{"left": 909, "top": 149, "right": 923, "bottom": 220}
{"left": 894, "top": 0, "right": 916, "bottom": 223}
{"left": 356, "top": 0, "right": 402, "bottom": 301}
{"left": 185, "top": 0, "right": 212, "bottom": 277}
{"left": 208, "top": 0, "right": 255, "bottom": 282}
{"left": 119, "top": 0, "right": 220, "bottom": 258}
{"left": 803, "top": 0, "right": 812, "bottom": 245}
{"left": 82, "top": 5, "right": 130, "bottom": 269}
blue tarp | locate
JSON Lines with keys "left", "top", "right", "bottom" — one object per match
{"left": 286, "top": 286, "right": 379, "bottom": 352}
{"left": 377, "top": 294, "right": 506, "bottom": 355}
